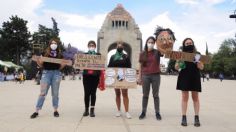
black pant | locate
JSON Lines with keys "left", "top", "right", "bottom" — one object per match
{"left": 83, "top": 75, "right": 99, "bottom": 108}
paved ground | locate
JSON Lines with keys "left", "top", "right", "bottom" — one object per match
{"left": 0, "top": 75, "right": 236, "bottom": 132}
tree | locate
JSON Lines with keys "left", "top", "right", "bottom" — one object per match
{"left": 51, "top": 17, "right": 60, "bottom": 38}
{"left": 0, "top": 15, "right": 31, "bottom": 65}
{"left": 32, "top": 18, "right": 60, "bottom": 51}
{"left": 210, "top": 38, "right": 236, "bottom": 76}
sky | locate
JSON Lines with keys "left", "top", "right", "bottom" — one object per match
{"left": 0, "top": 0, "right": 236, "bottom": 65}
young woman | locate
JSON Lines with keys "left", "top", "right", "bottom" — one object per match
{"left": 82, "top": 40, "right": 101, "bottom": 117}
{"left": 138, "top": 36, "right": 163, "bottom": 120}
{"left": 30, "top": 38, "right": 65, "bottom": 119}
{"left": 175, "top": 38, "right": 204, "bottom": 127}
{"left": 108, "top": 41, "right": 132, "bottom": 119}
{"left": 138, "top": 26, "right": 176, "bottom": 120}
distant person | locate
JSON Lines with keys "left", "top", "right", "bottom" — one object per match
{"left": 82, "top": 40, "right": 101, "bottom": 117}
{"left": 219, "top": 73, "right": 224, "bottom": 82}
{"left": 0, "top": 71, "right": 4, "bottom": 82}
{"left": 202, "top": 73, "right": 205, "bottom": 82}
{"left": 108, "top": 41, "right": 132, "bottom": 119}
{"left": 19, "top": 71, "right": 24, "bottom": 84}
{"left": 206, "top": 73, "right": 210, "bottom": 81}
{"left": 175, "top": 38, "right": 204, "bottom": 127}
{"left": 30, "top": 38, "right": 65, "bottom": 119}
{"left": 232, "top": 74, "right": 235, "bottom": 80}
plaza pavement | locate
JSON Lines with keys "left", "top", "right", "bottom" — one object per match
{"left": 0, "top": 75, "right": 236, "bottom": 132}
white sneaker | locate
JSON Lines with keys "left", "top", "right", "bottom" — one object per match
{"left": 115, "top": 111, "right": 121, "bottom": 117}
{"left": 126, "top": 112, "right": 132, "bottom": 119}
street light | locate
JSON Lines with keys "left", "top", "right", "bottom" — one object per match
{"left": 12, "top": 29, "right": 20, "bottom": 65}
{"left": 229, "top": 10, "right": 236, "bottom": 20}
{"left": 229, "top": 10, "right": 236, "bottom": 38}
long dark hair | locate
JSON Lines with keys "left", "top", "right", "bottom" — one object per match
{"left": 182, "top": 38, "right": 197, "bottom": 53}
{"left": 141, "top": 36, "right": 156, "bottom": 67}
{"left": 44, "top": 38, "right": 63, "bottom": 58}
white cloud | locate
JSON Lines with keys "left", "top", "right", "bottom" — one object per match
{"left": 176, "top": 0, "right": 227, "bottom": 5}
{"left": 0, "top": 0, "right": 43, "bottom": 24}
{"left": 33, "top": 10, "right": 106, "bottom": 51}
{"left": 65, "top": 14, "right": 106, "bottom": 29}
{"left": 1, "top": 0, "right": 235, "bottom": 64}
{"left": 175, "top": 0, "right": 199, "bottom": 5}
{"left": 204, "top": 0, "right": 226, "bottom": 4}
{"left": 60, "top": 30, "right": 92, "bottom": 51}
{"left": 39, "top": 10, "right": 106, "bottom": 29}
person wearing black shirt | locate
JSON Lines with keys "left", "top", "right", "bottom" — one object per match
{"left": 175, "top": 38, "right": 204, "bottom": 127}
{"left": 108, "top": 41, "right": 132, "bottom": 119}
{"left": 82, "top": 40, "right": 101, "bottom": 117}
{"left": 30, "top": 38, "right": 65, "bottom": 119}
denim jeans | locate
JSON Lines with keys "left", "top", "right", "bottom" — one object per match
{"left": 36, "top": 70, "right": 62, "bottom": 110}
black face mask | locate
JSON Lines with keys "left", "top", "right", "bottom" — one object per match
{"left": 117, "top": 47, "right": 123, "bottom": 53}
{"left": 183, "top": 45, "right": 194, "bottom": 53}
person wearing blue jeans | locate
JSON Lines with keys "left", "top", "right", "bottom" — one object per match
{"left": 30, "top": 38, "right": 65, "bottom": 119}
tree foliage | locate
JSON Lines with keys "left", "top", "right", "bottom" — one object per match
{"left": 0, "top": 15, "right": 31, "bottom": 65}
{"left": 32, "top": 17, "right": 60, "bottom": 50}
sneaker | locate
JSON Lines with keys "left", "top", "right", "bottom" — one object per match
{"left": 181, "top": 115, "right": 187, "bottom": 126}
{"left": 194, "top": 115, "right": 201, "bottom": 127}
{"left": 115, "top": 111, "right": 121, "bottom": 117}
{"left": 139, "top": 112, "right": 146, "bottom": 120}
{"left": 30, "top": 112, "right": 38, "bottom": 119}
{"left": 156, "top": 112, "right": 162, "bottom": 120}
{"left": 54, "top": 111, "right": 59, "bottom": 117}
{"left": 126, "top": 112, "right": 132, "bottom": 119}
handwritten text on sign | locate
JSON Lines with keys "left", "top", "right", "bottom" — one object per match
{"left": 73, "top": 54, "right": 106, "bottom": 70}
{"left": 165, "top": 51, "right": 211, "bottom": 64}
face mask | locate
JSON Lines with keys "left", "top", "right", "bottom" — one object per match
{"left": 50, "top": 44, "right": 57, "bottom": 50}
{"left": 89, "top": 47, "right": 95, "bottom": 52}
{"left": 117, "top": 47, "right": 123, "bottom": 53}
{"left": 183, "top": 45, "right": 194, "bottom": 53}
{"left": 147, "top": 43, "right": 154, "bottom": 49}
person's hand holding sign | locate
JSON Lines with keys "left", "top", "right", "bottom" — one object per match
{"left": 32, "top": 55, "right": 43, "bottom": 68}
{"left": 197, "top": 61, "right": 204, "bottom": 70}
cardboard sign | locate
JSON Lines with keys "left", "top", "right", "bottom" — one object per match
{"left": 32, "top": 55, "right": 72, "bottom": 66}
{"left": 73, "top": 54, "right": 106, "bottom": 70}
{"left": 105, "top": 68, "right": 137, "bottom": 89}
{"left": 165, "top": 51, "right": 211, "bottom": 64}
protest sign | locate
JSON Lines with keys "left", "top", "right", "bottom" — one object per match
{"left": 73, "top": 54, "right": 106, "bottom": 70}
{"left": 105, "top": 68, "right": 137, "bottom": 89}
{"left": 164, "top": 51, "right": 211, "bottom": 64}
{"left": 32, "top": 55, "right": 72, "bottom": 66}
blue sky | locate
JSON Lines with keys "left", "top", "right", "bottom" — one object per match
{"left": 0, "top": 0, "right": 236, "bottom": 65}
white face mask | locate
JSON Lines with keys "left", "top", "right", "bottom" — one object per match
{"left": 50, "top": 44, "right": 57, "bottom": 50}
{"left": 89, "top": 47, "right": 95, "bottom": 52}
{"left": 147, "top": 43, "right": 154, "bottom": 49}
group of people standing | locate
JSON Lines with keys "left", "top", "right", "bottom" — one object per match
{"left": 30, "top": 26, "right": 204, "bottom": 127}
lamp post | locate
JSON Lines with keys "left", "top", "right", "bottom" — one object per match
{"left": 229, "top": 10, "right": 236, "bottom": 19}
{"left": 13, "top": 29, "right": 20, "bottom": 65}
{"left": 229, "top": 9, "right": 236, "bottom": 38}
